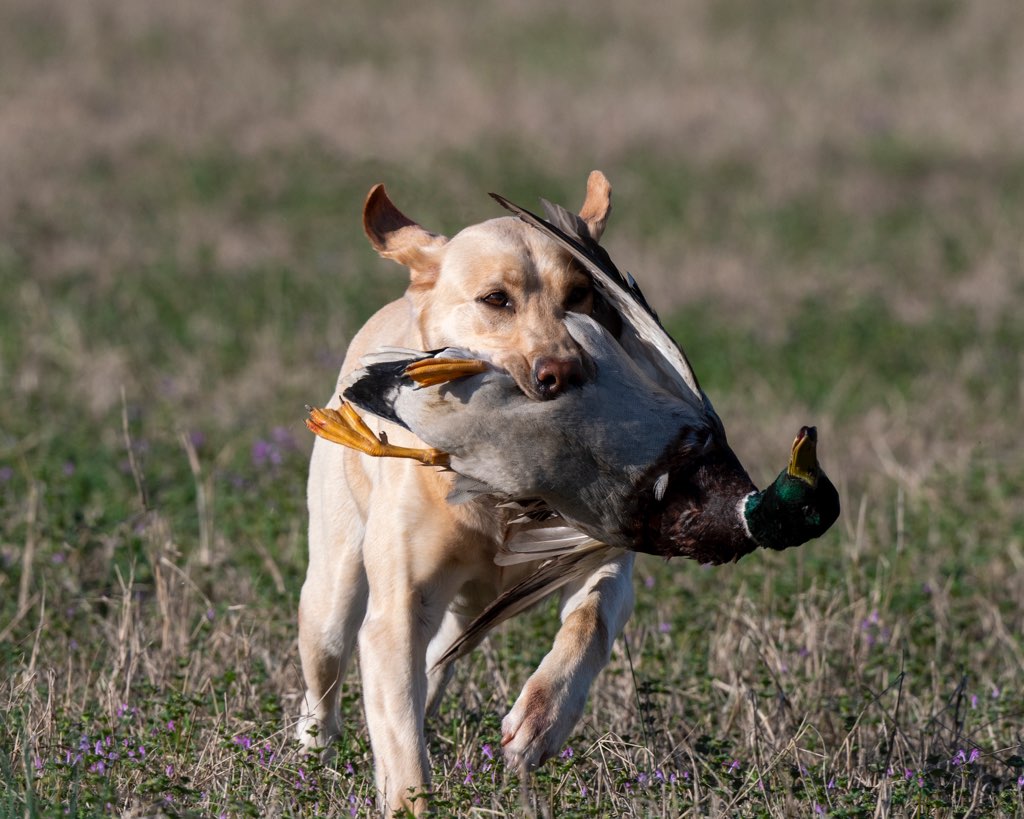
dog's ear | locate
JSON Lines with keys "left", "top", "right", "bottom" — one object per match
{"left": 363, "top": 184, "right": 448, "bottom": 288}
{"left": 578, "top": 170, "right": 612, "bottom": 242}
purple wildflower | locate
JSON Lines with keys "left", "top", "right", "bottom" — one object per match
{"left": 951, "top": 749, "right": 967, "bottom": 767}
{"left": 252, "top": 440, "right": 274, "bottom": 467}
{"left": 258, "top": 744, "right": 275, "bottom": 766}
{"left": 727, "top": 760, "right": 740, "bottom": 773}
{"left": 62, "top": 461, "right": 76, "bottom": 477}
{"left": 968, "top": 749, "right": 980, "bottom": 764}
{"left": 971, "top": 694, "right": 978, "bottom": 709}
{"left": 560, "top": 746, "right": 574, "bottom": 760}
{"left": 481, "top": 744, "right": 493, "bottom": 760}
{"left": 272, "top": 426, "right": 297, "bottom": 448}
{"left": 644, "top": 576, "right": 655, "bottom": 589}
{"left": 166, "top": 764, "right": 174, "bottom": 777}
{"left": 658, "top": 621, "right": 671, "bottom": 633}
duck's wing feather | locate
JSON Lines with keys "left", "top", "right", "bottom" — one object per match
{"left": 433, "top": 540, "right": 622, "bottom": 670}
{"left": 495, "top": 522, "right": 596, "bottom": 565}
{"left": 491, "top": 192, "right": 708, "bottom": 408}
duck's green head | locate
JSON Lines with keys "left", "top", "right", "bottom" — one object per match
{"left": 743, "top": 427, "right": 840, "bottom": 551}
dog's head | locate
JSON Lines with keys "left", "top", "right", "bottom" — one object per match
{"left": 363, "top": 172, "right": 615, "bottom": 401}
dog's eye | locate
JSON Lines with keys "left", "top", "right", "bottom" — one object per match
{"left": 566, "top": 286, "right": 590, "bottom": 306}
{"left": 480, "top": 291, "right": 510, "bottom": 308}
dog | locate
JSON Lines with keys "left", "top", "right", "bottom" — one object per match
{"left": 296, "top": 171, "right": 635, "bottom": 814}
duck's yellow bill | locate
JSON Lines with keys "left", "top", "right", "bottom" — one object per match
{"left": 787, "top": 426, "right": 819, "bottom": 486}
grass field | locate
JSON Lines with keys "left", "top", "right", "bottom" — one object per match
{"left": 2, "top": 0, "right": 1024, "bottom": 815}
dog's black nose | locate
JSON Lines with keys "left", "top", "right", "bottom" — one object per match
{"left": 534, "top": 357, "right": 585, "bottom": 399}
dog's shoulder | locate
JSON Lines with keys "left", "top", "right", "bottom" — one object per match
{"left": 340, "top": 297, "right": 421, "bottom": 379}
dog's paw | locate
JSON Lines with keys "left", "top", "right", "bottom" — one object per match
{"left": 295, "top": 710, "right": 339, "bottom": 755}
{"left": 501, "top": 674, "right": 584, "bottom": 774}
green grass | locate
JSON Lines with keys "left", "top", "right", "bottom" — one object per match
{"left": 3, "top": 0, "right": 1024, "bottom": 816}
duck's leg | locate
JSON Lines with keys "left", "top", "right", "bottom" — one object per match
{"left": 306, "top": 403, "right": 450, "bottom": 467}
{"left": 403, "top": 357, "right": 488, "bottom": 387}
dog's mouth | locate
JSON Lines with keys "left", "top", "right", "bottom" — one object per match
{"left": 490, "top": 354, "right": 546, "bottom": 401}
{"left": 514, "top": 354, "right": 595, "bottom": 401}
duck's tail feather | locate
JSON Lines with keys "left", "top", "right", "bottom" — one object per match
{"left": 341, "top": 356, "right": 418, "bottom": 430}
{"left": 341, "top": 346, "right": 481, "bottom": 429}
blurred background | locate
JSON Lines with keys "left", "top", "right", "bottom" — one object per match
{"left": 2, "top": 0, "right": 1022, "bottom": 477}
{"left": 2, "top": 0, "right": 1023, "bottom": 815}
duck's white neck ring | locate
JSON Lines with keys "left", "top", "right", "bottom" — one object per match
{"left": 737, "top": 491, "right": 758, "bottom": 544}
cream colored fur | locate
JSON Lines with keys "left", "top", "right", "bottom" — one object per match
{"left": 296, "top": 172, "right": 635, "bottom": 814}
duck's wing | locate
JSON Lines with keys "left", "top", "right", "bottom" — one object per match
{"left": 433, "top": 538, "right": 623, "bottom": 670}
{"left": 496, "top": 518, "right": 595, "bottom": 564}
{"left": 491, "top": 193, "right": 710, "bottom": 412}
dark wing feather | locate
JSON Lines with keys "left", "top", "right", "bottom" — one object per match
{"left": 539, "top": 199, "right": 660, "bottom": 320}
{"left": 432, "top": 542, "right": 621, "bottom": 671}
{"left": 490, "top": 192, "right": 706, "bottom": 404}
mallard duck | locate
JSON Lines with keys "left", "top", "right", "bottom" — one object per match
{"left": 306, "top": 192, "right": 840, "bottom": 660}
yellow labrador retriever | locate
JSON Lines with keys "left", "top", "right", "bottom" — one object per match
{"left": 296, "top": 172, "right": 635, "bottom": 813}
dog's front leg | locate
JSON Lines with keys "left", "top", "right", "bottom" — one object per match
{"left": 359, "top": 513, "right": 467, "bottom": 815}
{"left": 359, "top": 603, "right": 433, "bottom": 813}
{"left": 501, "top": 551, "right": 635, "bottom": 773}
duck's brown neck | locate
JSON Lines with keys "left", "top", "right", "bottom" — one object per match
{"left": 637, "top": 451, "right": 759, "bottom": 563}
